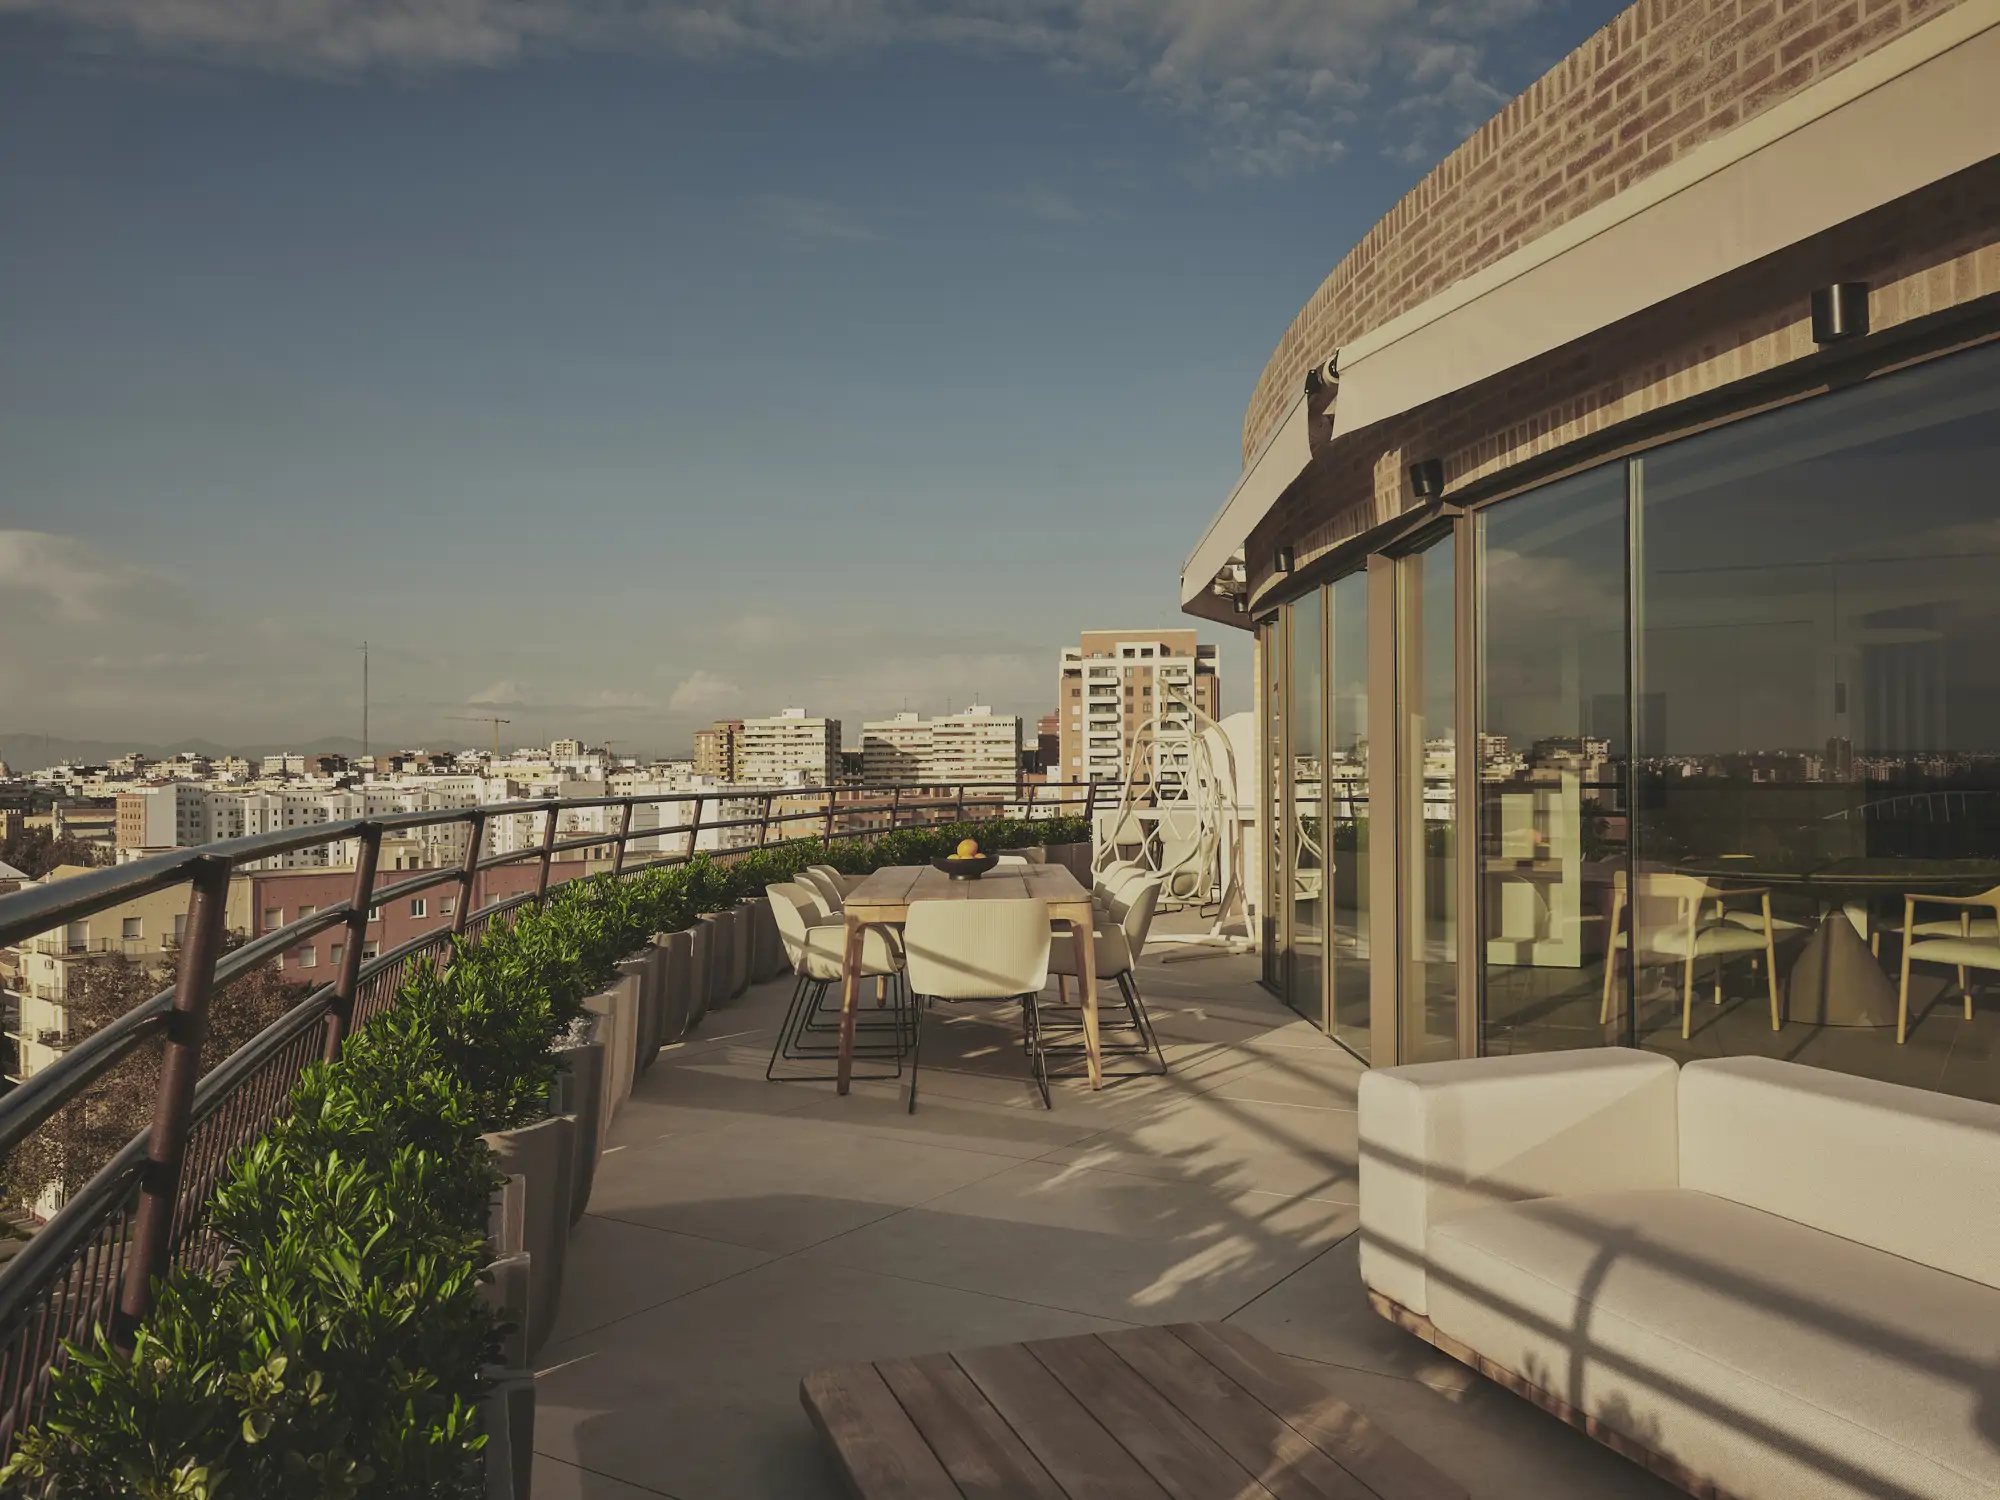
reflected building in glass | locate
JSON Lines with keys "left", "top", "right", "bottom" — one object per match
{"left": 1182, "top": 0, "right": 2000, "bottom": 1107}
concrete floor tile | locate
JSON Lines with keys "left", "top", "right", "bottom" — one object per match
{"left": 1037, "top": 1095, "right": 1359, "bottom": 1203}
{"left": 797, "top": 1159, "right": 1356, "bottom": 1323}
{"left": 547, "top": 1214, "right": 772, "bottom": 1346}
{"left": 582, "top": 1120, "right": 1023, "bottom": 1254}
{"left": 535, "top": 1256, "right": 1128, "bottom": 1500}
{"left": 532, "top": 1453, "right": 680, "bottom": 1499}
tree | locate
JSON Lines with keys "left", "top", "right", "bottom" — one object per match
{"left": 3, "top": 936, "right": 312, "bottom": 1217}
{"left": 0, "top": 827, "right": 112, "bottom": 881}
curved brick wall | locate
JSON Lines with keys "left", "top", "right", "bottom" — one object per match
{"left": 1241, "top": 0, "right": 1969, "bottom": 464}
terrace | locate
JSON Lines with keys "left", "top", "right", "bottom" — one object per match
{"left": 530, "top": 916, "right": 1678, "bottom": 1500}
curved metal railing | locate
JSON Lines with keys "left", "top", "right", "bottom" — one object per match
{"left": 0, "top": 776, "right": 1097, "bottom": 1446}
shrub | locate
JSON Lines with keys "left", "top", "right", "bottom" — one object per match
{"left": 0, "top": 813, "right": 1088, "bottom": 1496}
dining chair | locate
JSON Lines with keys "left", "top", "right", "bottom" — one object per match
{"left": 1044, "top": 875, "right": 1167, "bottom": 1075}
{"left": 764, "top": 883, "right": 909, "bottom": 1082}
{"left": 1600, "top": 871, "right": 1781, "bottom": 1038}
{"left": 1894, "top": 885, "right": 2000, "bottom": 1043}
{"left": 799, "top": 866, "right": 848, "bottom": 912}
{"left": 901, "top": 899, "right": 1053, "bottom": 1112}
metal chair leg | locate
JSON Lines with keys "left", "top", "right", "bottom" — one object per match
{"left": 906, "top": 991, "right": 925, "bottom": 1114}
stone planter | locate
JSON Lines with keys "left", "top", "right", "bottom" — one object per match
{"left": 999, "top": 846, "right": 1048, "bottom": 864}
{"left": 746, "top": 897, "right": 786, "bottom": 983}
{"left": 619, "top": 950, "right": 661, "bottom": 1084}
{"left": 1046, "top": 841, "right": 1092, "bottom": 882}
{"left": 700, "top": 911, "right": 735, "bottom": 1012}
{"left": 482, "top": 1368, "right": 536, "bottom": 1500}
{"left": 480, "top": 1112, "right": 576, "bottom": 1358}
{"left": 654, "top": 929, "right": 692, "bottom": 1045}
{"left": 729, "top": 902, "right": 752, "bottom": 998}
{"left": 552, "top": 1037, "right": 605, "bottom": 1225}
{"left": 685, "top": 919, "right": 712, "bottom": 1031}
{"left": 582, "top": 974, "right": 640, "bottom": 1133}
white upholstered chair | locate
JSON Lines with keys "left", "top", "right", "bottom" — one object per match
{"left": 1046, "top": 875, "right": 1167, "bottom": 1074}
{"left": 902, "top": 899, "right": 1052, "bottom": 1112}
{"left": 1895, "top": 885, "right": 2000, "bottom": 1043}
{"left": 1600, "top": 871, "right": 1781, "bottom": 1039}
{"left": 764, "top": 882, "right": 908, "bottom": 1081}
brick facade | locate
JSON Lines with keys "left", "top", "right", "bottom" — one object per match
{"left": 1240, "top": 0, "right": 1975, "bottom": 466}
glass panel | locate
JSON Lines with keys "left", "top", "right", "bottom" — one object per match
{"left": 1403, "top": 534, "right": 1458, "bottom": 1061}
{"left": 1328, "top": 571, "right": 1372, "bottom": 1058}
{"left": 1635, "top": 340, "right": 2000, "bottom": 1104}
{"left": 1288, "top": 589, "right": 1326, "bottom": 1025}
{"left": 1478, "top": 467, "right": 1630, "bottom": 1053}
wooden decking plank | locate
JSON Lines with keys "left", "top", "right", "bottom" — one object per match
{"left": 1024, "top": 1333, "right": 1280, "bottom": 1500}
{"left": 1098, "top": 1326, "right": 1377, "bottom": 1500}
{"left": 953, "top": 1341, "right": 1171, "bottom": 1500}
{"left": 801, "top": 1366, "right": 964, "bottom": 1500}
{"left": 1171, "top": 1324, "right": 1467, "bottom": 1500}
{"left": 878, "top": 1353, "right": 1070, "bottom": 1500}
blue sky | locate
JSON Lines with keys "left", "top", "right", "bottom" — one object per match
{"left": 0, "top": 0, "right": 1623, "bottom": 756}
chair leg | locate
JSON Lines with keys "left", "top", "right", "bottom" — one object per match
{"left": 906, "top": 993, "right": 925, "bottom": 1114}
{"left": 1764, "top": 929, "right": 1781, "bottom": 1032}
{"left": 1898, "top": 945, "right": 1914, "bottom": 1045}
{"left": 1117, "top": 970, "right": 1168, "bottom": 1073}
{"left": 766, "top": 973, "right": 813, "bottom": 1080}
{"left": 1681, "top": 957, "right": 1696, "bottom": 1040}
{"left": 1599, "top": 946, "right": 1617, "bottom": 1026}
{"left": 1022, "top": 992, "right": 1052, "bottom": 1109}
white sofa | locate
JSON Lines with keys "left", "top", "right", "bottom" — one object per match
{"left": 1358, "top": 1049, "right": 2000, "bottom": 1500}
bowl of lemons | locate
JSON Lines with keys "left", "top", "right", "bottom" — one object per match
{"left": 932, "top": 838, "right": 999, "bottom": 880}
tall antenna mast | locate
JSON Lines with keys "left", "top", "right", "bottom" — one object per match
{"left": 362, "top": 642, "right": 369, "bottom": 762}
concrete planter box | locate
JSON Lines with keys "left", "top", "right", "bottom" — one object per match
{"left": 619, "top": 949, "right": 662, "bottom": 1084}
{"left": 654, "top": 930, "right": 692, "bottom": 1045}
{"left": 700, "top": 911, "right": 736, "bottom": 1012}
{"left": 480, "top": 1111, "right": 576, "bottom": 1359}
{"left": 1046, "top": 841, "right": 1092, "bottom": 882}
{"left": 999, "top": 845, "right": 1048, "bottom": 864}
{"left": 746, "top": 897, "right": 786, "bottom": 983}
{"left": 729, "top": 903, "right": 752, "bottom": 997}
{"left": 552, "top": 1038, "right": 605, "bottom": 1225}
{"left": 582, "top": 974, "right": 640, "bottom": 1133}
{"left": 482, "top": 1369, "right": 536, "bottom": 1500}
{"left": 685, "top": 919, "right": 712, "bottom": 1031}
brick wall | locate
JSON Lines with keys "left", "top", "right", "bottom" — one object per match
{"left": 1241, "top": 0, "right": 1974, "bottom": 465}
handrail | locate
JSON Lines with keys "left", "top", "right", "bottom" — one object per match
{"left": 0, "top": 776, "right": 1099, "bottom": 1446}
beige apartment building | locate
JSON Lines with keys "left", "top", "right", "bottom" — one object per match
{"left": 692, "top": 720, "right": 743, "bottom": 781}
{"left": 861, "top": 708, "right": 1022, "bottom": 787}
{"left": 1057, "top": 630, "right": 1220, "bottom": 792}
{"left": 735, "top": 710, "right": 842, "bottom": 787}
{"left": 859, "top": 713, "right": 931, "bottom": 785}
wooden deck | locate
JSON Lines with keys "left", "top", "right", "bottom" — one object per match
{"left": 801, "top": 1321, "right": 1468, "bottom": 1499}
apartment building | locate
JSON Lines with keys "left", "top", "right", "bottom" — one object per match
{"left": 928, "top": 707, "right": 1022, "bottom": 788}
{"left": 1057, "top": 631, "right": 1220, "bottom": 793}
{"left": 736, "top": 710, "right": 841, "bottom": 787}
{"left": 692, "top": 720, "right": 743, "bottom": 781}
{"left": 858, "top": 713, "right": 931, "bottom": 786}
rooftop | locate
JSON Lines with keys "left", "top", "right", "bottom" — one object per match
{"left": 532, "top": 917, "right": 1679, "bottom": 1500}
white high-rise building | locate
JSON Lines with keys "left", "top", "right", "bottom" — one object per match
{"left": 860, "top": 713, "right": 931, "bottom": 786}
{"left": 737, "top": 709, "right": 841, "bottom": 787}
{"left": 928, "top": 707, "right": 1022, "bottom": 787}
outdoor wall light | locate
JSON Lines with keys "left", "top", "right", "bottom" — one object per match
{"left": 1302, "top": 353, "right": 1340, "bottom": 396}
{"left": 1811, "top": 282, "right": 1870, "bottom": 345}
{"left": 1273, "top": 545, "right": 1296, "bottom": 574}
{"left": 1232, "top": 594, "right": 1249, "bottom": 614}
{"left": 1409, "top": 458, "right": 1446, "bottom": 505}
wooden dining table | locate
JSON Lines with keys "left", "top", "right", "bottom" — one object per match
{"left": 836, "top": 863, "right": 1103, "bottom": 1094}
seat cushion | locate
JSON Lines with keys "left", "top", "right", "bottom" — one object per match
{"left": 798, "top": 924, "right": 901, "bottom": 981}
{"left": 1906, "top": 936, "right": 2000, "bottom": 970}
{"left": 1047, "top": 929, "right": 1134, "bottom": 979}
{"left": 1426, "top": 1189, "right": 2000, "bottom": 1500}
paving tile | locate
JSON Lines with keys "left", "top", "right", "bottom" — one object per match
{"left": 532, "top": 1453, "right": 680, "bottom": 1499}
{"left": 795, "top": 1157, "right": 1357, "bottom": 1324}
{"left": 582, "top": 1115, "right": 1023, "bottom": 1254}
{"left": 535, "top": 1256, "right": 1128, "bottom": 1500}
{"left": 1036, "top": 1093, "right": 1359, "bottom": 1203}
{"left": 547, "top": 1213, "right": 772, "bottom": 1346}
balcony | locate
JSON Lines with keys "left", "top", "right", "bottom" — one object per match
{"left": 530, "top": 914, "right": 1677, "bottom": 1498}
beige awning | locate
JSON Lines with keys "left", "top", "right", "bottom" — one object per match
{"left": 1180, "top": 389, "right": 1313, "bottom": 608}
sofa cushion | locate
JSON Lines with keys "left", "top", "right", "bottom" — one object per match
{"left": 1358, "top": 1047, "right": 1679, "bottom": 1317}
{"left": 1679, "top": 1056, "right": 2000, "bottom": 1289}
{"left": 1426, "top": 1188, "right": 2000, "bottom": 1500}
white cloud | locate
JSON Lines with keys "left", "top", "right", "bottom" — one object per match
{"left": 0, "top": 529, "right": 132, "bottom": 622}
{"left": 468, "top": 679, "right": 526, "bottom": 705}
{"left": 3, "top": 0, "right": 1558, "bottom": 172}
{"left": 668, "top": 669, "right": 742, "bottom": 711}
{"left": 751, "top": 193, "right": 874, "bottom": 242}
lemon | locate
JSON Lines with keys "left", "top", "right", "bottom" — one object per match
{"left": 955, "top": 839, "right": 979, "bottom": 858}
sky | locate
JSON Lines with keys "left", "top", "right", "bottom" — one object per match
{"left": 0, "top": 0, "right": 1626, "bottom": 760}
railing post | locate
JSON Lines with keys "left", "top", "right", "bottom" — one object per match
{"left": 536, "top": 804, "right": 557, "bottom": 901}
{"left": 117, "top": 855, "right": 230, "bottom": 1347}
{"left": 758, "top": 792, "right": 773, "bottom": 848}
{"left": 1023, "top": 781, "right": 1037, "bottom": 822}
{"left": 323, "top": 823, "right": 382, "bottom": 1062}
{"left": 890, "top": 786, "right": 901, "bottom": 835}
{"left": 1084, "top": 779, "right": 1099, "bottom": 826}
{"left": 453, "top": 812, "right": 485, "bottom": 937}
{"left": 953, "top": 784, "right": 965, "bottom": 825}
{"left": 822, "top": 788, "right": 836, "bottom": 845}
{"left": 611, "top": 800, "right": 634, "bottom": 879}
{"left": 684, "top": 796, "right": 705, "bottom": 862}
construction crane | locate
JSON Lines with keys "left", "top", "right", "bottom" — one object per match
{"left": 448, "top": 715, "right": 512, "bottom": 757}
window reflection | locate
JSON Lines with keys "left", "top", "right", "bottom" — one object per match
{"left": 1635, "top": 341, "right": 2000, "bottom": 1100}
{"left": 1288, "top": 589, "right": 1325, "bottom": 1024}
{"left": 1329, "top": 572, "right": 1372, "bottom": 1058}
{"left": 1402, "top": 533, "right": 1458, "bottom": 1061}
{"left": 1478, "top": 468, "right": 1629, "bottom": 1053}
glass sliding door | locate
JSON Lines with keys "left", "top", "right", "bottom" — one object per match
{"left": 1400, "top": 533, "right": 1460, "bottom": 1062}
{"left": 1328, "top": 571, "right": 1372, "bottom": 1057}
{"left": 1261, "top": 615, "right": 1285, "bottom": 989}
{"left": 1634, "top": 339, "right": 2000, "bottom": 1102}
{"left": 1477, "top": 466, "right": 1631, "bottom": 1053}
{"left": 1287, "top": 589, "right": 1326, "bottom": 1024}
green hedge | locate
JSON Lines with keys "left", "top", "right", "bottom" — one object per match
{"left": 0, "top": 817, "right": 1086, "bottom": 1499}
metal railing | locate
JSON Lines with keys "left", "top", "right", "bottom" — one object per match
{"left": 0, "top": 777, "right": 1098, "bottom": 1448}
